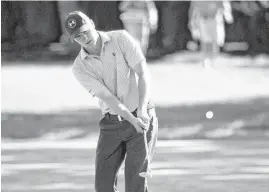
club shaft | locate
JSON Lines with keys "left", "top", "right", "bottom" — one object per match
{"left": 143, "top": 130, "right": 151, "bottom": 168}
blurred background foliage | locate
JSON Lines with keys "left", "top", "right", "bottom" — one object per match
{"left": 1, "top": 1, "right": 269, "bottom": 60}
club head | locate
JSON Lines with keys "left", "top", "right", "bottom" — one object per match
{"left": 139, "top": 171, "right": 152, "bottom": 178}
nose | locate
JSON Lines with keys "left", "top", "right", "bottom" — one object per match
{"left": 81, "top": 34, "right": 88, "bottom": 41}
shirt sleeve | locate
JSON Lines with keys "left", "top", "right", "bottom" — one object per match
{"left": 72, "top": 64, "right": 104, "bottom": 98}
{"left": 117, "top": 30, "right": 146, "bottom": 69}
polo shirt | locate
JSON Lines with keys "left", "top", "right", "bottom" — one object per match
{"left": 72, "top": 30, "right": 146, "bottom": 115}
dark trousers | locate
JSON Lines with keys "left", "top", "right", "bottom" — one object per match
{"left": 95, "top": 108, "right": 158, "bottom": 192}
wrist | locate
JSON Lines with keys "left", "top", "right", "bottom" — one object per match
{"left": 128, "top": 115, "right": 137, "bottom": 125}
{"left": 138, "top": 103, "right": 147, "bottom": 111}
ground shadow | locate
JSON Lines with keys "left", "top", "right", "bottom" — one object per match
{"left": 2, "top": 97, "right": 269, "bottom": 140}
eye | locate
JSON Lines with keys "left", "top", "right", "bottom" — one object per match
{"left": 75, "top": 34, "right": 82, "bottom": 39}
{"left": 80, "top": 31, "right": 87, "bottom": 37}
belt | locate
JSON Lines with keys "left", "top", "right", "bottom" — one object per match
{"left": 105, "top": 109, "right": 137, "bottom": 122}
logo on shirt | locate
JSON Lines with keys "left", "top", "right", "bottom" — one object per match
{"left": 68, "top": 19, "right": 77, "bottom": 28}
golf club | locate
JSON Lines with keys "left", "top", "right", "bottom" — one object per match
{"left": 139, "top": 130, "right": 152, "bottom": 178}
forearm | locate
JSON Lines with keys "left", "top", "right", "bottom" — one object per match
{"left": 223, "top": 2, "right": 233, "bottom": 22}
{"left": 105, "top": 95, "right": 136, "bottom": 123}
{"left": 73, "top": 66, "right": 137, "bottom": 124}
{"left": 147, "top": 1, "right": 158, "bottom": 25}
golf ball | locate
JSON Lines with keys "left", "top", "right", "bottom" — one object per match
{"left": 206, "top": 111, "right": 213, "bottom": 119}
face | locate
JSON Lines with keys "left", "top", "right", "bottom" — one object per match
{"left": 73, "top": 27, "right": 98, "bottom": 48}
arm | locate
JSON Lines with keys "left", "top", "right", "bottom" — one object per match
{"left": 133, "top": 60, "right": 151, "bottom": 116}
{"left": 223, "top": 1, "right": 234, "bottom": 24}
{"left": 188, "top": 1, "right": 194, "bottom": 24}
{"left": 97, "top": 83, "right": 143, "bottom": 125}
{"left": 118, "top": 30, "right": 151, "bottom": 125}
{"left": 72, "top": 65, "right": 139, "bottom": 125}
{"left": 188, "top": 2, "right": 200, "bottom": 40}
{"left": 146, "top": 0, "right": 158, "bottom": 33}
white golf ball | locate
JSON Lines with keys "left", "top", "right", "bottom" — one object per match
{"left": 206, "top": 111, "right": 214, "bottom": 119}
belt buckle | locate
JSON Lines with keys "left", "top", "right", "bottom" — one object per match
{"left": 113, "top": 114, "right": 122, "bottom": 121}
{"left": 117, "top": 115, "right": 123, "bottom": 121}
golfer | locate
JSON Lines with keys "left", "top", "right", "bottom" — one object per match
{"left": 65, "top": 11, "right": 158, "bottom": 192}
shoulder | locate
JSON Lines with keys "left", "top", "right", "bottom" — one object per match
{"left": 106, "top": 30, "right": 130, "bottom": 41}
{"left": 104, "top": 30, "right": 133, "bottom": 49}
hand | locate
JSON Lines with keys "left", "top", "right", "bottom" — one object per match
{"left": 132, "top": 117, "right": 148, "bottom": 133}
{"left": 150, "top": 24, "right": 158, "bottom": 34}
{"left": 149, "top": 9, "right": 158, "bottom": 34}
{"left": 225, "top": 15, "right": 234, "bottom": 24}
{"left": 227, "top": 17, "right": 234, "bottom": 24}
{"left": 137, "top": 108, "right": 150, "bottom": 130}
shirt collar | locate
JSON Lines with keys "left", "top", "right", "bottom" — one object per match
{"left": 99, "top": 31, "right": 111, "bottom": 44}
{"left": 80, "top": 31, "right": 111, "bottom": 60}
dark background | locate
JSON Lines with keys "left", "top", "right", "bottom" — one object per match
{"left": 2, "top": 1, "right": 269, "bottom": 61}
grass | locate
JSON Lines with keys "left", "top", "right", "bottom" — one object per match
{"left": 2, "top": 52, "right": 269, "bottom": 192}
{"left": 2, "top": 53, "right": 269, "bottom": 140}
{"left": 2, "top": 96, "right": 269, "bottom": 140}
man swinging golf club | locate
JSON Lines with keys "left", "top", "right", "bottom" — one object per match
{"left": 65, "top": 11, "right": 158, "bottom": 192}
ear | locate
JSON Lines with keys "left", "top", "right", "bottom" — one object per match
{"left": 89, "top": 19, "right": 95, "bottom": 29}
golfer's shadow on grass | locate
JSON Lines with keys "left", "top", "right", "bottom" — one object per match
{"left": 2, "top": 97, "right": 269, "bottom": 140}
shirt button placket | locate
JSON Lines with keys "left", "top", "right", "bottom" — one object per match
{"left": 112, "top": 52, "right": 118, "bottom": 97}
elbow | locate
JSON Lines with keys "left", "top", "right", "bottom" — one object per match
{"left": 100, "top": 93, "right": 121, "bottom": 111}
{"left": 96, "top": 90, "right": 115, "bottom": 104}
{"left": 96, "top": 90, "right": 109, "bottom": 101}
{"left": 103, "top": 94, "right": 114, "bottom": 104}
{"left": 137, "top": 69, "right": 150, "bottom": 80}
